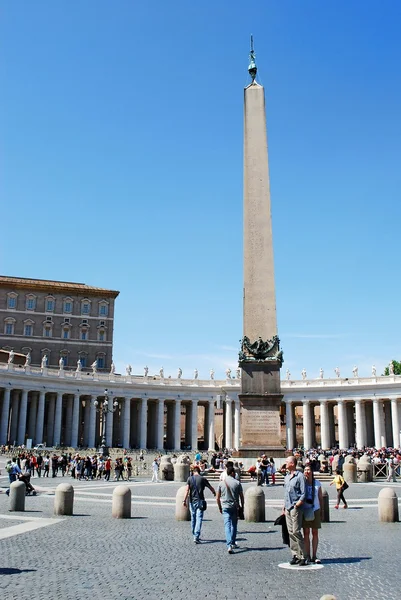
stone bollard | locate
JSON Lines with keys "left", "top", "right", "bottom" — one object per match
{"left": 160, "top": 456, "right": 174, "bottom": 481}
{"left": 378, "top": 487, "right": 399, "bottom": 522}
{"left": 54, "top": 483, "right": 74, "bottom": 516}
{"left": 9, "top": 481, "right": 26, "bottom": 512}
{"left": 320, "top": 596, "right": 337, "bottom": 600}
{"left": 343, "top": 461, "right": 357, "bottom": 484}
{"left": 112, "top": 486, "right": 131, "bottom": 519}
{"left": 244, "top": 486, "right": 265, "bottom": 522}
{"left": 357, "top": 455, "right": 373, "bottom": 483}
{"left": 174, "top": 463, "right": 190, "bottom": 482}
{"left": 176, "top": 485, "right": 190, "bottom": 521}
{"left": 321, "top": 489, "right": 330, "bottom": 523}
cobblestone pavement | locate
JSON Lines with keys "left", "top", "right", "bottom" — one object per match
{"left": 0, "top": 460, "right": 400, "bottom": 600}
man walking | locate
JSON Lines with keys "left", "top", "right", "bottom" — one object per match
{"left": 283, "top": 455, "right": 307, "bottom": 566}
{"left": 183, "top": 466, "right": 216, "bottom": 544}
{"left": 216, "top": 466, "right": 244, "bottom": 554}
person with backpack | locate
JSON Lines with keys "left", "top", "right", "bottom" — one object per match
{"left": 183, "top": 466, "right": 216, "bottom": 544}
{"left": 330, "top": 468, "right": 348, "bottom": 509}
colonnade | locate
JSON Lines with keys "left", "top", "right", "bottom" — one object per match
{"left": 0, "top": 386, "right": 240, "bottom": 451}
{"left": 285, "top": 396, "right": 401, "bottom": 450}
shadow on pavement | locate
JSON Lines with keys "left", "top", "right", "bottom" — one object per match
{"left": 322, "top": 557, "right": 371, "bottom": 564}
{"left": 0, "top": 568, "right": 37, "bottom": 575}
{"left": 235, "top": 546, "right": 285, "bottom": 553}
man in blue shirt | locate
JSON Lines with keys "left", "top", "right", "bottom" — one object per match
{"left": 283, "top": 455, "right": 307, "bottom": 565}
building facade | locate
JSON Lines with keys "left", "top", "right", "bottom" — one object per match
{"left": 0, "top": 363, "right": 400, "bottom": 451}
{"left": 0, "top": 276, "right": 119, "bottom": 371}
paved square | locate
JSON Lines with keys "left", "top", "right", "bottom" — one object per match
{"left": 0, "top": 467, "right": 400, "bottom": 600}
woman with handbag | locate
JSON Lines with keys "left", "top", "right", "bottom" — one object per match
{"left": 302, "top": 465, "right": 323, "bottom": 564}
{"left": 330, "top": 468, "right": 348, "bottom": 509}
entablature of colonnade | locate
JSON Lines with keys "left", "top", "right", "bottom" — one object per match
{"left": 282, "top": 375, "right": 401, "bottom": 404}
{"left": 0, "top": 363, "right": 240, "bottom": 400}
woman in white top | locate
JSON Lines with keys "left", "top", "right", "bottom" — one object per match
{"left": 302, "top": 464, "right": 323, "bottom": 564}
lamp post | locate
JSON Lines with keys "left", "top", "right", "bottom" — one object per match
{"left": 94, "top": 389, "right": 119, "bottom": 458}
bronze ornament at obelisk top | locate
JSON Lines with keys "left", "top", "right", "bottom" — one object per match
{"left": 238, "top": 37, "right": 284, "bottom": 457}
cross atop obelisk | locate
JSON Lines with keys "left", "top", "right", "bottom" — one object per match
{"left": 237, "top": 36, "right": 284, "bottom": 457}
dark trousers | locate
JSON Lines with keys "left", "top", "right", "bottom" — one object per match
{"left": 337, "top": 489, "right": 347, "bottom": 506}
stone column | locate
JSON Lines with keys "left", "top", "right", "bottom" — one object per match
{"left": 174, "top": 399, "right": 181, "bottom": 451}
{"left": 225, "top": 397, "right": 233, "bottom": 450}
{"left": 140, "top": 397, "right": 148, "bottom": 449}
{"left": 106, "top": 401, "right": 114, "bottom": 448}
{"left": 355, "top": 399, "right": 365, "bottom": 449}
{"left": 70, "top": 393, "right": 80, "bottom": 448}
{"left": 46, "top": 394, "right": 56, "bottom": 446}
{"left": 17, "top": 389, "right": 28, "bottom": 446}
{"left": 65, "top": 396, "right": 73, "bottom": 446}
{"left": 191, "top": 399, "right": 198, "bottom": 451}
{"left": 27, "top": 393, "right": 38, "bottom": 441}
{"left": 0, "top": 387, "right": 11, "bottom": 445}
{"left": 373, "top": 398, "right": 383, "bottom": 448}
{"left": 122, "top": 397, "right": 131, "bottom": 449}
{"left": 337, "top": 400, "right": 348, "bottom": 450}
{"left": 391, "top": 397, "right": 400, "bottom": 449}
{"left": 320, "top": 400, "right": 330, "bottom": 450}
{"left": 10, "top": 391, "right": 20, "bottom": 445}
{"left": 83, "top": 398, "right": 91, "bottom": 446}
{"left": 234, "top": 401, "right": 240, "bottom": 450}
{"left": 35, "top": 391, "right": 46, "bottom": 445}
{"left": 156, "top": 398, "right": 164, "bottom": 450}
{"left": 302, "top": 400, "right": 312, "bottom": 450}
{"left": 88, "top": 396, "right": 96, "bottom": 448}
{"left": 53, "top": 392, "right": 63, "bottom": 447}
{"left": 208, "top": 399, "right": 215, "bottom": 451}
{"left": 285, "top": 401, "right": 295, "bottom": 450}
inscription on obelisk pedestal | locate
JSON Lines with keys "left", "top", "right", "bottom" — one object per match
{"left": 238, "top": 38, "right": 284, "bottom": 457}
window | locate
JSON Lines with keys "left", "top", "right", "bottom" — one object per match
{"left": 100, "top": 321, "right": 105, "bottom": 327}
{"left": 82, "top": 304, "right": 90, "bottom": 314}
{"left": 60, "top": 353, "right": 68, "bottom": 367}
{"left": 46, "top": 299, "right": 54, "bottom": 312}
{"left": 79, "top": 354, "right": 87, "bottom": 368}
{"left": 26, "top": 295, "right": 36, "bottom": 310}
{"left": 98, "top": 330, "right": 105, "bottom": 342}
{"left": 64, "top": 318, "right": 70, "bottom": 324}
{"left": 81, "top": 330, "right": 87, "bottom": 341}
{"left": 24, "top": 324, "right": 33, "bottom": 336}
{"left": 7, "top": 294, "right": 17, "bottom": 309}
{"left": 97, "top": 356, "right": 105, "bottom": 369}
{"left": 99, "top": 302, "right": 108, "bottom": 317}
{"left": 5, "top": 323, "right": 14, "bottom": 335}
{"left": 44, "top": 326, "right": 52, "bottom": 338}
{"left": 63, "top": 298, "right": 73, "bottom": 313}
{"left": 62, "top": 326, "right": 70, "bottom": 340}
{"left": 82, "top": 319, "right": 88, "bottom": 325}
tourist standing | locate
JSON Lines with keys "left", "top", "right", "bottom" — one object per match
{"left": 216, "top": 466, "right": 244, "bottom": 554}
{"left": 330, "top": 468, "right": 348, "bottom": 509}
{"left": 283, "top": 456, "right": 307, "bottom": 566}
{"left": 151, "top": 457, "right": 159, "bottom": 482}
{"left": 104, "top": 457, "right": 111, "bottom": 481}
{"left": 183, "top": 466, "right": 216, "bottom": 544}
{"left": 302, "top": 465, "right": 323, "bottom": 564}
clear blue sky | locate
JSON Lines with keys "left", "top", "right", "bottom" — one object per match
{"left": 1, "top": 1, "right": 401, "bottom": 379}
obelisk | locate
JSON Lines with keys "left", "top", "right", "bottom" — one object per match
{"left": 238, "top": 37, "right": 284, "bottom": 456}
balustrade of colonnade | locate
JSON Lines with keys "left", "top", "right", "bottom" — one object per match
{"left": 1, "top": 363, "right": 401, "bottom": 451}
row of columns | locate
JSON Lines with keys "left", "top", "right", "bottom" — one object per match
{"left": 0, "top": 388, "right": 242, "bottom": 451}
{"left": 286, "top": 396, "right": 401, "bottom": 450}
